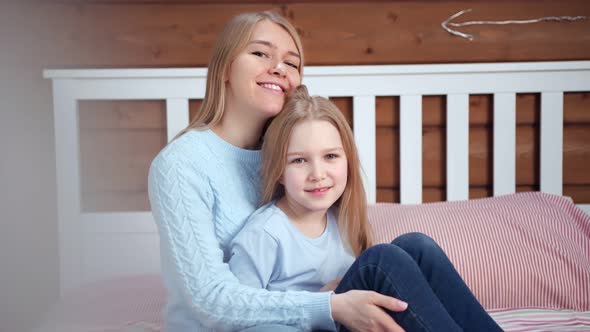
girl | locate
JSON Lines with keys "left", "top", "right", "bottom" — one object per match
{"left": 229, "top": 85, "right": 503, "bottom": 332}
{"left": 148, "top": 11, "right": 407, "bottom": 332}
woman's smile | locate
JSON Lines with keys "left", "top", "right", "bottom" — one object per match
{"left": 258, "top": 82, "right": 285, "bottom": 93}
{"left": 258, "top": 82, "right": 285, "bottom": 94}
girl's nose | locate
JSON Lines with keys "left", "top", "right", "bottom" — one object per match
{"left": 309, "top": 163, "right": 326, "bottom": 181}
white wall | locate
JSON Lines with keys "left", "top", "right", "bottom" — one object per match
{"left": 0, "top": 6, "right": 60, "bottom": 331}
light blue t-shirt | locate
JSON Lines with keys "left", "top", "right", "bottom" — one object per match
{"left": 229, "top": 202, "right": 356, "bottom": 292}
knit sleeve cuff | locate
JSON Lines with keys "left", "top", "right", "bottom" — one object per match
{"left": 307, "top": 291, "right": 337, "bottom": 331}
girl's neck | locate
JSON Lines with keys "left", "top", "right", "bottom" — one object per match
{"left": 276, "top": 197, "right": 328, "bottom": 239}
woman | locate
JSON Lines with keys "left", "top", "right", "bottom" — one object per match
{"left": 148, "top": 11, "right": 406, "bottom": 332}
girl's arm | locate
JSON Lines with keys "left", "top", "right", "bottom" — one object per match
{"left": 229, "top": 225, "right": 278, "bottom": 289}
{"left": 148, "top": 155, "right": 333, "bottom": 331}
{"left": 320, "top": 278, "right": 342, "bottom": 292}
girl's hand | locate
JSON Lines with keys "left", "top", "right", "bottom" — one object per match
{"left": 320, "top": 277, "right": 342, "bottom": 292}
{"left": 330, "top": 291, "right": 408, "bottom": 332}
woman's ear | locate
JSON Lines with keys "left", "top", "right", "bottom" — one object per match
{"left": 224, "top": 62, "right": 233, "bottom": 83}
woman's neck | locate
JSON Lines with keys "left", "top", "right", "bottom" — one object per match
{"left": 210, "top": 116, "right": 266, "bottom": 150}
{"left": 277, "top": 197, "right": 328, "bottom": 239}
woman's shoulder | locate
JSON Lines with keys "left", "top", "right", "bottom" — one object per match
{"left": 151, "top": 130, "right": 211, "bottom": 170}
{"left": 147, "top": 130, "right": 219, "bottom": 190}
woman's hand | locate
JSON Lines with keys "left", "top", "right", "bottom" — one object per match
{"left": 320, "top": 277, "right": 342, "bottom": 292}
{"left": 330, "top": 291, "right": 408, "bottom": 332}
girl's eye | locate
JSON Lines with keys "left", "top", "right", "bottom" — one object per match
{"left": 291, "top": 158, "right": 305, "bottom": 164}
{"left": 326, "top": 153, "right": 338, "bottom": 160}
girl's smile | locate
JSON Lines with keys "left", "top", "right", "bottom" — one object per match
{"left": 305, "top": 186, "right": 332, "bottom": 196}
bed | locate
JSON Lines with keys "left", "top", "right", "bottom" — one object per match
{"left": 40, "top": 61, "right": 590, "bottom": 331}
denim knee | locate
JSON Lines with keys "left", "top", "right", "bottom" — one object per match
{"left": 391, "top": 232, "right": 441, "bottom": 257}
{"left": 359, "top": 243, "right": 415, "bottom": 268}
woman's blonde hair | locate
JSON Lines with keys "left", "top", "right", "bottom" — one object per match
{"left": 178, "top": 11, "right": 304, "bottom": 136}
{"left": 261, "top": 85, "right": 373, "bottom": 257}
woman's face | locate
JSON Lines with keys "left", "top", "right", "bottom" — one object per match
{"left": 225, "top": 20, "right": 301, "bottom": 121}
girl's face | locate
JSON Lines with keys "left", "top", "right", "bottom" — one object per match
{"left": 225, "top": 20, "right": 301, "bottom": 121}
{"left": 280, "top": 119, "right": 348, "bottom": 216}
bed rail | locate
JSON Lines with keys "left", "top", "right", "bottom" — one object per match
{"left": 44, "top": 61, "right": 590, "bottom": 292}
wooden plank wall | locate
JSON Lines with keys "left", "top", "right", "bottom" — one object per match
{"left": 7, "top": 0, "right": 590, "bottom": 210}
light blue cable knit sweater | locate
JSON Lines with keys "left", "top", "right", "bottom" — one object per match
{"left": 148, "top": 129, "right": 334, "bottom": 332}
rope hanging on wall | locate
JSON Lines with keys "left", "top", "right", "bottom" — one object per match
{"left": 442, "top": 9, "right": 588, "bottom": 40}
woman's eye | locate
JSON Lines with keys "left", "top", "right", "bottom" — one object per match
{"left": 291, "top": 158, "right": 305, "bottom": 164}
{"left": 252, "top": 51, "right": 268, "bottom": 58}
{"left": 286, "top": 62, "right": 299, "bottom": 70}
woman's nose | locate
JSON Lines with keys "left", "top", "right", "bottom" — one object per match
{"left": 271, "top": 61, "right": 286, "bottom": 77}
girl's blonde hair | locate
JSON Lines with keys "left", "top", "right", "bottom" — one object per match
{"left": 177, "top": 11, "right": 304, "bottom": 137}
{"left": 261, "top": 85, "right": 373, "bottom": 257}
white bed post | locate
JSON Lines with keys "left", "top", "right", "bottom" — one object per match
{"left": 540, "top": 92, "right": 564, "bottom": 195}
{"left": 52, "top": 79, "right": 83, "bottom": 295}
{"left": 165, "top": 99, "right": 190, "bottom": 142}
{"left": 446, "top": 94, "right": 470, "bottom": 201}
{"left": 493, "top": 93, "right": 516, "bottom": 196}
{"left": 353, "top": 96, "right": 377, "bottom": 204}
{"left": 400, "top": 95, "right": 423, "bottom": 204}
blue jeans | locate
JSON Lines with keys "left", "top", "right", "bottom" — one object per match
{"left": 334, "top": 233, "right": 502, "bottom": 332}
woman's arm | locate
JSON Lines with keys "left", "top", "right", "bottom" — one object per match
{"left": 148, "top": 154, "right": 333, "bottom": 331}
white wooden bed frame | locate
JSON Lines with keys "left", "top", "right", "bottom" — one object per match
{"left": 44, "top": 61, "right": 590, "bottom": 295}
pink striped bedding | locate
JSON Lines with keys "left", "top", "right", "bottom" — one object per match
{"left": 37, "top": 192, "right": 590, "bottom": 331}
{"left": 36, "top": 275, "right": 590, "bottom": 332}
{"left": 489, "top": 308, "right": 590, "bottom": 332}
{"left": 369, "top": 192, "right": 590, "bottom": 310}
{"left": 36, "top": 291, "right": 590, "bottom": 332}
